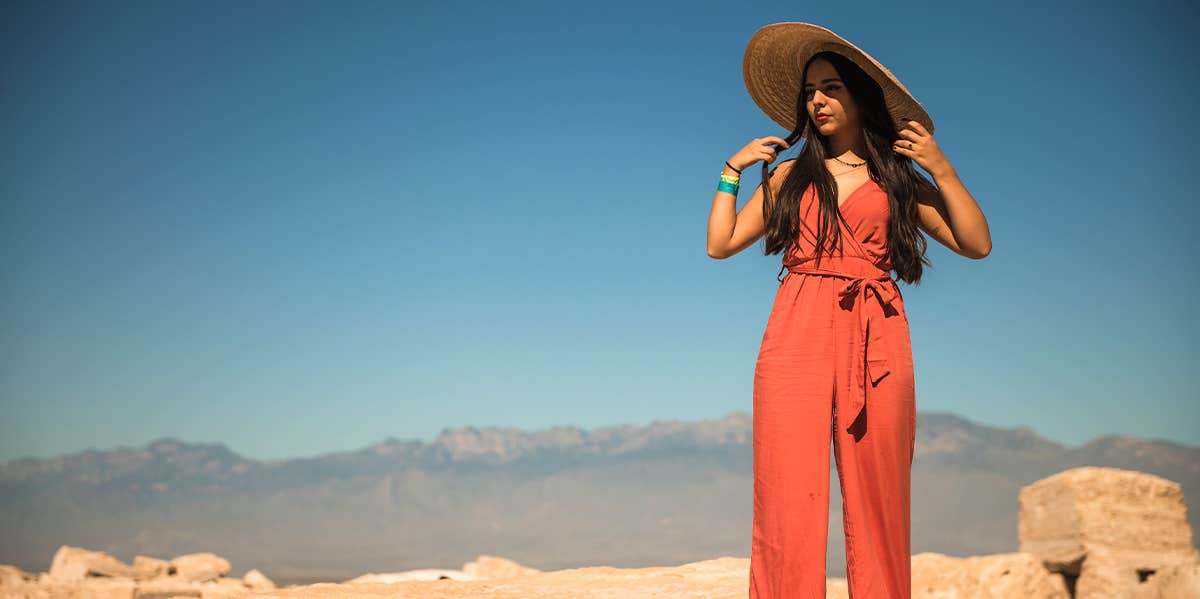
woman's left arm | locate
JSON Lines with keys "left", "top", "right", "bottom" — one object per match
{"left": 893, "top": 120, "right": 993, "bottom": 259}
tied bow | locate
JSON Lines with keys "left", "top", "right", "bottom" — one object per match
{"left": 837, "top": 275, "right": 900, "bottom": 432}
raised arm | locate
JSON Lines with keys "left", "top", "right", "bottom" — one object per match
{"left": 707, "top": 138, "right": 794, "bottom": 260}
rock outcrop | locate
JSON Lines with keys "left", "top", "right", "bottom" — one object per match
{"left": 1020, "top": 466, "right": 1200, "bottom": 599}
{"left": 0, "top": 545, "right": 274, "bottom": 598}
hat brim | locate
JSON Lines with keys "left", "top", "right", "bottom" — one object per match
{"left": 743, "top": 22, "right": 934, "bottom": 137}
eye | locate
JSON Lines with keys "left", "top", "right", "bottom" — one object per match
{"left": 804, "top": 84, "right": 841, "bottom": 98}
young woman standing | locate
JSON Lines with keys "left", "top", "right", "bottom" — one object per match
{"left": 705, "top": 23, "right": 992, "bottom": 599}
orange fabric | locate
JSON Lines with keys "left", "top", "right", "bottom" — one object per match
{"left": 750, "top": 178, "right": 917, "bottom": 598}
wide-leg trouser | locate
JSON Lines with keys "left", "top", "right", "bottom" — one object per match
{"left": 749, "top": 269, "right": 917, "bottom": 599}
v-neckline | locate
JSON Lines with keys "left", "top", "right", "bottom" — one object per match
{"left": 838, "top": 177, "right": 874, "bottom": 212}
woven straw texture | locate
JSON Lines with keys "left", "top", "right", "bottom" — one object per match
{"left": 742, "top": 22, "right": 934, "bottom": 137}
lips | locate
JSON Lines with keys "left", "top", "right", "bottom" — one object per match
{"left": 816, "top": 114, "right": 831, "bottom": 120}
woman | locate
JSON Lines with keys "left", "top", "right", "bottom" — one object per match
{"left": 705, "top": 23, "right": 991, "bottom": 599}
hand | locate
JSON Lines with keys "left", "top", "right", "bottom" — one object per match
{"left": 730, "top": 136, "right": 791, "bottom": 171}
{"left": 893, "top": 120, "right": 950, "bottom": 176}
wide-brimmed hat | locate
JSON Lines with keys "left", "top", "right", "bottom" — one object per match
{"left": 742, "top": 22, "right": 934, "bottom": 138}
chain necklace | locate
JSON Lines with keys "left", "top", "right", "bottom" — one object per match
{"left": 831, "top": 155, "right": 866, "bottom": 168}
{"left": 829, "top": 154, "right": 866, "bottom": 177}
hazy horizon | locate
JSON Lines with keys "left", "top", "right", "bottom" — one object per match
{"left": 3, "top": 409, "right": 1196, "bottom": 465}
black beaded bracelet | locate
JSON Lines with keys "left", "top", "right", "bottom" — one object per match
{"left": 724, "top": 161, "right": 742, "bottom": 175}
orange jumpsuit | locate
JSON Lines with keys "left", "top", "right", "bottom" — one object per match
{"left": 749, "top": 177, "right": 917, "bottom": 599}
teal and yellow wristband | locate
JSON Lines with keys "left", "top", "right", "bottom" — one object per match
{"left": 717, "top": 173, "right": 740, "bottom": 195}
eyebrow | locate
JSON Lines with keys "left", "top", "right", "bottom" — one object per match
{"left": 803, "top": 78, "right": 842, "bottom": 89}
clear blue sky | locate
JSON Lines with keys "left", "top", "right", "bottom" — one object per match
{"left": 3, "top": 0, "right": 1197, "bottom": 462}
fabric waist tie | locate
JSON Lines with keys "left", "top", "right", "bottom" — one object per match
{"left": 782, "top": 262, "right": 900, "bottom": 432}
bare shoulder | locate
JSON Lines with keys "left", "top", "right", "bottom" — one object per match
{"left": 766, "top": 158, "right": 798, "bottom": 191}
{"left": 770, "top": 157, "right": 798, "bottom": 177}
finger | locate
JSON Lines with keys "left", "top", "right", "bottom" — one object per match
{"left": 907, "top": 120, "right": 929, "bottom": 135}
{"left": 896, "top": 128, "right": 921, "bottom": 142}
{"left": 762, "top": 136, "right": 792, "bottom": 148}
{"left": 891, "top": 144, "right": 911, "bottom": 155}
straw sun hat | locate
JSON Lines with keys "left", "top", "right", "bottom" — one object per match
{"left": 742, "top": 22, "right": 934, "bottom": 138}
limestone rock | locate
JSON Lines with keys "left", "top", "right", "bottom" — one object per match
{"left": 344, "top": 569, "right": 482, "bottom": 583}
{"left": 1, "top": 548, "right": 250, "bottom": 598}
{"left": 32, "top": 575, "right": 137, "bottom": 597}
{"left": 137, "top": 575, "right": 246, "bottom": 598}
{"left": 169, "top": 553, "right": 231, "bottom": 583}
{"left": 0, "top": 564, "right": 44, "bottom": 599}
{"left": 461, "top": 555, "right": 541, "bottom": 579}
{"left": 46, "top": 545, "right": 136, "bottom": 581}
{"left": 251, "top": 556, "right": 751, "bottom": 598}
{"left": 1019, "top": 466, "right": 1200, "bottom": 599}
{"left": 132, "top": 555, "right": 173, "bottom": 579}
{"left": 1129, "top": 558, "right": 1200, "bottom": 599}
{"left": 241, "top": 569, "right": 275, "bottom": 590}
{"left": 0, "top": 565, "right": 37, "bottom": 587}
{"left": 910, "top": 551, "right": 1071, "bottom": 599}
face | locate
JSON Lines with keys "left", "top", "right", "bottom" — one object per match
{"left": 803, "top": 58, "right": 859, "bottom": 135}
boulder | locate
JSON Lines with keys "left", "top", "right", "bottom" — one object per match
{"left": 47, "top": 545, "right": 136, "bottom": 581}
{"left": 461, "top": 555, "right": 541, "bottom": 579}
{"left": 132, "top": 555, "right": 173, "bottom": 579}
{"left": 1019, "top": 466, "right": 1200, "bottom": 599}
{"left": 0, "top": 564, "right": 37, "bottom": 587}
{"left": 242, "top": 568, "right": 276, "bottom": 590}
{"left": 168, "top": 553, "right": 231, "bottom": 583}
{"left": 910, "top": 551, "right": 1071, "bottom": 598}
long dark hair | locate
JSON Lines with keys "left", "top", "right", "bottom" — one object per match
{"left": 759, "top": 51, "right": 932, "bottom": 285}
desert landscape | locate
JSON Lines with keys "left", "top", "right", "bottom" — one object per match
{"left": 2, "top": 466, "right": 1197, "bottom": 598}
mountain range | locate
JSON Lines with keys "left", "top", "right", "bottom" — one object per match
{"left": 1, "top": 411, "right": 1196, "bottom": 587}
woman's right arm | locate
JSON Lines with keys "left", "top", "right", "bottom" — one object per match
{"left": 707, "top": 137, "right": 793, "bottom": 259}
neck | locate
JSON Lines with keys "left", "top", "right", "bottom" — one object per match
{"left": 825, "top": 129, "right": 868, "bottom": 164}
